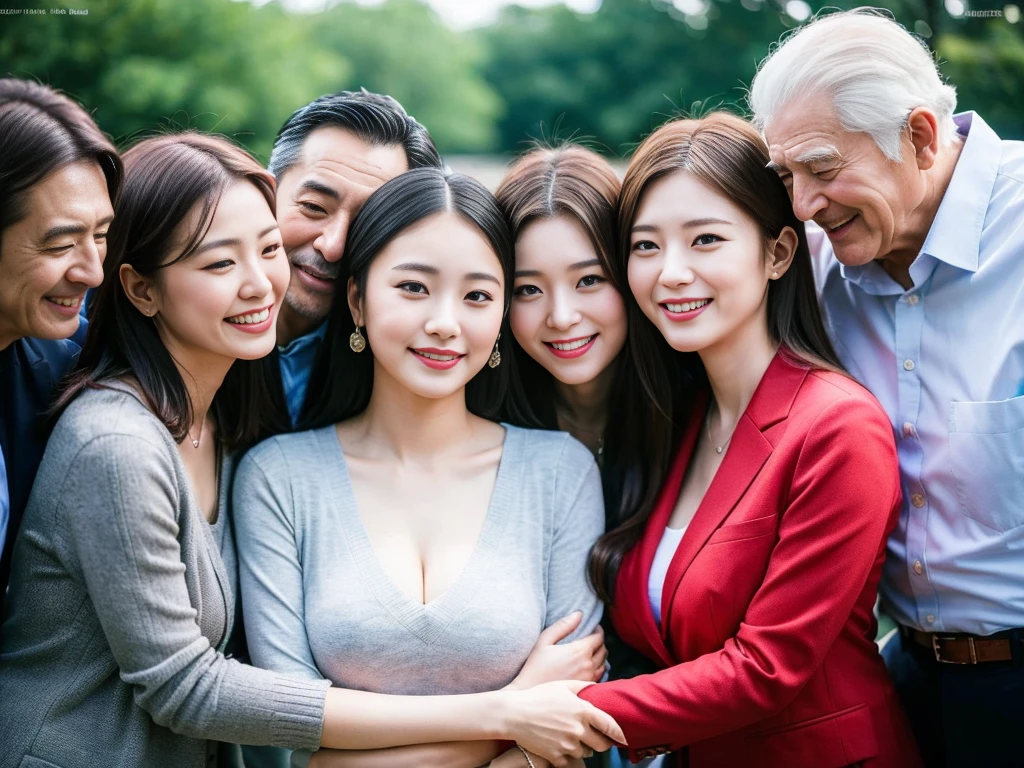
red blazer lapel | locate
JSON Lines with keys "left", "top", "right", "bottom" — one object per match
{"left": 659, "top": 352, "right": 809, "bottom": 645}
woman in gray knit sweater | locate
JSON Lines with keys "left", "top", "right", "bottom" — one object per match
{"left": 234, "top": 168, "right": 614, "bottom": 768}
{"left": 0, "top": 136, "right": 622, "bottom": 768}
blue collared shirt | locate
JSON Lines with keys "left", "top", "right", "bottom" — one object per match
{"left": 278, "top": 322, "right": 327, "bottom": 426}
{"left": 0, "top": 443, "right": 8, "bottom": 556}
{"left": 812, "top": 112, "right": 1024, "bottom": 636}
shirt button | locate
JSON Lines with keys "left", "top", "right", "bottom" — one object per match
{"left": 902, "top": 422, "right": 915, "bottom": 438}
{"left": 926, "top": 614, "right": 936, "bottom": 624}
{"left": 914, "top": 560, "right": 923, "bottom": 575}
{"left": 911, "top": 493, "right": 926, "bottom": 508}
{"left": 906, "top": 294, "right": 920, "bottom": 306}
{"left": 903, "top": 358, "right": 916, "bottom": 371}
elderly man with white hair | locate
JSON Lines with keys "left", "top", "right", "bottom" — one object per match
{"left": 749, "top": 9, "right": 1024, "bottom": 767}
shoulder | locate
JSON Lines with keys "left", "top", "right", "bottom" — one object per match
{"left": 504, "top": 424, "right": 597, "bottom": 480}
{"left": 790, "top": 369, "right": 896, "bottom": 462}
{"left": 3, "top": 336, "right": 80, "bottom": 390}
{"left": 237, "top": 426, "right": 333, "bottom": 484}
{"left": 56, "top": 384, "right": 172, "bottom": 455}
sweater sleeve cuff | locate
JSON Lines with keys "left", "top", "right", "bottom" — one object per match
{"left": 266, "top": 675, "right": 331, "bottom": 750}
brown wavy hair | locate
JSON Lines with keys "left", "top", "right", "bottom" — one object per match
{"left": 587, "top": 112, "right": 844, "bottom": 603}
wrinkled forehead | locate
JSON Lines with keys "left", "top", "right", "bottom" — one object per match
{"left": 763, "top": 101, "right": 852, "bottom": 171}
{"left": 294, "top": 126, "right": 409, "bottom": 190}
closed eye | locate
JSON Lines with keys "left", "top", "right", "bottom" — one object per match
{"left": 203, "top": 259, "right": 234, "bottom": 271}
{"left": 513, "top": 284, "right": 542, "bottom": 298}
{"left": 577, "top": 274, "right": 605, "bottom": 289}
{"left": 298, "top": 201, "right": 327, "bottom": 215}
{"left": 693, "top": 233, "right": 724, "bottom": 247}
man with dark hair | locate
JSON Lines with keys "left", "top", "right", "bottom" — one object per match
{"left": 269, "top": 89, "right": 442, "bottom": 425}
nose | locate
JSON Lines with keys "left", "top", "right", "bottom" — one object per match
{"left": 657, "top": 245, "right": 695, "bottom": 290}
{"left": 240, "top": 253, "right": 274, "bottom": 301}
{"left": 423, "top": 296, "right": 460, "bottom": 340}
{"left": 790, "top": 176, "right": 827, "bottom": 223}
{"left": 66, "top": 237, "right": 105, "bottom": 290}
{"left": 546, "top": 287, "right": 581, "bottom": 331}
{"left": 313, "top": 214, "right": 350, "bottom": 263}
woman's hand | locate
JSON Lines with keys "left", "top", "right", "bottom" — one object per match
{"left": 508, "top": 612, "right": 607, "bottom": 690}
{"left": 499, "top": 680, "right": 624, "bottom": 767}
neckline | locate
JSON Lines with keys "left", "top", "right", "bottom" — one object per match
{"left": 319, "top": 423, "right": 519, "bottom": 644}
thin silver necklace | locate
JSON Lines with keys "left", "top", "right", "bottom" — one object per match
{"left": 705, "top": 404, "right": 734, "bottom": 455}
{"left": 187, "top": 416, "right": 205, "bottom": 449}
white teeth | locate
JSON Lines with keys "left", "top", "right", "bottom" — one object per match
{"left": 551, "top": 335, "right": 595, "bottom": 351}
{"left": 50, "top": 297, "right": 80, "bottom": 307}
{"left": 227, "top": 308, "right": 270, "bottom": 324}
{"left": 664, "top": 299, "right": 710, "bottom": 313}
{"left": 828, "top": 216, "right": 855, "bottom": 232}
{"left": 417, "top": 351, "right": 460, "bottom": 361}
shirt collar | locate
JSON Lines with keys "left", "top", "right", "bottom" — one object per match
{"left": 278, "top": 320, "right": 327, "bottom": 355}
{"left": 919, "top": 111, "right": 1002, "bottom": 274}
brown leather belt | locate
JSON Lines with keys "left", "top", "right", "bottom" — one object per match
{"left": 908, "top": 628, "right": 1015, "bottom": 664}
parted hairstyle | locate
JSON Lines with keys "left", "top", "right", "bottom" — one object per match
{"left": 495, "top": 144, "right": 674, "bottom": 542}
{"left": 587, "top": 112, "right": 844, "bottom": 603}
{"left": 57, "top": 133, "right": 289, "bottom": 449}
{"left": 299, "top": 167, "right": 532, "bottom": 429}
{"left": 268, "top": 88, "right": 442, "bottom": 180}
{"left": 0, "top": 78, "right": 122, "bottom": 245}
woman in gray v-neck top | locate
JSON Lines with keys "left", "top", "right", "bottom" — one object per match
{"left": 235, "top": 424, "right": 603, "bottom": 697}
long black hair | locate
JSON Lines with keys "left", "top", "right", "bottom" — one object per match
{"left": 56, "top": 133, "right": 289, "bottom": 450}
{"left": 300, "top": 168, "right": 533, "bottom": 429}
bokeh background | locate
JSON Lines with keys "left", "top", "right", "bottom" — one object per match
{"left": 1, "top": 0, "right": 1022, "bottom": 183}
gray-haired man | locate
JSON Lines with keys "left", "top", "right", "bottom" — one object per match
{"left": 750, "top": 10, "right": 1024, "bottom": 767}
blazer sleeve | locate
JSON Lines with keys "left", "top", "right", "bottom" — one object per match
{"left": 544, "top": 438, "right": 605, "bottom": 640}
{"left": 234, "top": 440, "right": 324, "bottom": 680}
{"left": 578, "top": 397, "right": 900, "bottom": 751}
{"left": 63, "top": 433, "right": 330, "bottom": 750}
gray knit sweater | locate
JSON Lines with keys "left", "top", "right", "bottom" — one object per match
{"left": 234, "top": 425, "right": 604, "bottom": 697}
{"left": 0, "top": 384, "right": 330, "bottom": 768}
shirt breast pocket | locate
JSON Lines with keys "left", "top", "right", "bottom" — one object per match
{"left": 948, "top": 395, "right": 1024, "bottom": 533}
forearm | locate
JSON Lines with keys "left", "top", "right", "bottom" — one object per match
{"left": 320, "top": 688, "right": 507, "bottom": 749}
{"left": 308, "top": 741, "right": 504, "bottom": 768}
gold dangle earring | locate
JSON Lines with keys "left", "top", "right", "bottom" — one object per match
{"left": 349, "top": 325, "right": 366, "bottom": 353}
{"left": 488, "top": 332, "right": 502, "bottom": 368}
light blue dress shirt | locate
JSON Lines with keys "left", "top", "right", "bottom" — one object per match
{"left": 0, "top": 443, "right": 8, "bottom": 557}
{"left": 278, "top": 322, "right": 327, "bottom": 426}
{"left": 812, "top": 112, "right": 1024, "bottom": 636}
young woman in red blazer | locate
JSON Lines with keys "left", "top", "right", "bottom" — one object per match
{"left": 570, "top": 114, "right": 923, "bottom": 768}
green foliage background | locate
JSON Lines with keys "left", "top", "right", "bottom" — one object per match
{"left": 1, "top": 0, "right": 1020, "bottom": 161}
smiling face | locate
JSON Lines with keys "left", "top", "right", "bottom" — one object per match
{"left": 130, "top": 179, "right": 290, "bottom": 367}
{"left": 275, "top": 127, "right": 409, "bottom": 340}
{"left": 627, "top": 170, "right": 783, "bottom": 356}
{"left": 0, "top": 160, "right": 113, "bottom": 349}
{"left": 765, "top": 96, "right": 928, "bottom": 267}
{"left": 511, "top": 214, "right": 626, "bottom": 387}
{"left": 348, "top": 212, "right": 505, "bottom": 402}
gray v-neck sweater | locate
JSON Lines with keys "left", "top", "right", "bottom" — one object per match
{"left": 0, "top": 385, "right": 330, "bottom": 768}
{"left": 234, "top": 424, "right": 604, "bottom": 697}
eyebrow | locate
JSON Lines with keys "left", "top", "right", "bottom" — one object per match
{"left": 633, "top": 217, "right": 732, "bottom": 232}
{"left": 297, "top": 179, "right": 340, "bottom": 201}
{"left": 393, "top": 262, "right": 501, "bottom": 285}
{"left": 514, "top": 258, "right": 602, "bottom": 280}
{"left": 42, "top": 215, "right": 115, "bottom": 241}
{"left": 195, "top": 224, "right": 280, "bottom": 254}
{"left": 767, "top": 146, "right": 842, "bottom": 172}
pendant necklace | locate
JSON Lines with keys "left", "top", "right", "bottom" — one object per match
{"left": 705, "top": 404, "right": 734, "bottom": 455}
